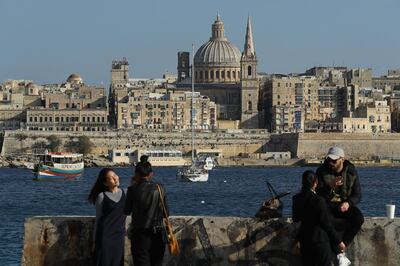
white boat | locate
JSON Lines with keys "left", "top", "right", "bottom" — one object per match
{"left": 202, "top": 156, "right": 214, "bottom": 171}
{"left": 177, "top": 44, "right": 209, "bottom": 182}
{"left": 177, "top": 166, "right": 208, "bottom": 182}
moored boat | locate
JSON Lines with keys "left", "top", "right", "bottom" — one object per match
{"left": 31, "top": 151, "right": 84, "bottom": 180}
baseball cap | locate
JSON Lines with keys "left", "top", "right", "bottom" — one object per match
{"left": 326, "top": 147, "right": 344, "bottom": 160}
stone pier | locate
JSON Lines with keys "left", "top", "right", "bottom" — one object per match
{"left": 22, "top": 216, "right": 400, "bottom": 266}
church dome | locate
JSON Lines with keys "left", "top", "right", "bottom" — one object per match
{"left": 194, "top": 40, "right": 241, "bottom": 67}
{"left": 194, "top": 15, "right": 241, "bottom": 67}
{"left": 66, "top": 73, "right": 83, "bottom": 84}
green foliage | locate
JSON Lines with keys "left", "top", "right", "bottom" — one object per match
{"left": 15, "top": 133, "right": 28, "bottom": 141}
{"left": 46, "top": 135, "right": 62, "bottom": 152}
{"left": 77, "top": 136, "right": 94, "bottom": 154}
{"left": 65, "top": 136, "right": 94, "bottom": 155}
{"left": 31, "top": 140, "right": 48, "bottom": 150}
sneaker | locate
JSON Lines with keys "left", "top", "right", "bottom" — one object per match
{"left": 337, "top": 253, "right": 351, "bottom": 266}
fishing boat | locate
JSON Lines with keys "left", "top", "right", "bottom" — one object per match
{"left": 177, "top": 44, "right": 209, "bottom": 182}
{"left": 30, "top": 150, "right": 84, "bottom": 180}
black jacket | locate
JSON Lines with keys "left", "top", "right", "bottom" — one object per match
{"left": 292, "top": 190, "right": 341, "bottom": 245}
{"left": 124, "top": 180, "right": 169, "bottom": 230}
{"left": 316, "top": 160, "right": 362, "bottom": 206}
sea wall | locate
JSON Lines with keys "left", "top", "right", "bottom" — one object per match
{"left": 1, "top": 130, "right": 268, "bottom": 158}
{"left": 22, "top": 216, "right": 400, "bottom": 266}
{"left": 268, "top": 132, "right": 400, "bottom": 159}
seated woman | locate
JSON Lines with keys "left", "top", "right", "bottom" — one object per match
{"left": 292, "top": 170, "right": 350, "bottom": 266}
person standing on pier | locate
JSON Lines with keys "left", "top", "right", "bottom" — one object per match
{"left": 293, "top": 170, "right": 348, "bottom": 266}
{"left": 88, "top": 168, "right": 126, "bottom": 266}
{"left": 316, "top": 147, "right": 364, "bottom": 247}
{"left": 124, "top": 156, "right": 169, "bottom": 266}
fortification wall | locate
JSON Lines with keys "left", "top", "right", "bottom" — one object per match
{"left": 22, "top": 216, "right": 400, "bottom": 266}
{"left": 297, "top": 133, "right": 400, "bottom": 159}
{"left": 267, "top": 133, "right": 400, "bottom": 159}
{"left": 1, "top": 130, "right": 269, "bottom": 158}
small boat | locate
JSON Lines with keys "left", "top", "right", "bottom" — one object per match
{"left": 177, "top": 166, "right": 208, "bottom": 182}
{"left": 202, "top": 156, "right": 215, "bottom": 171}
{"left": 31, "top": 150, "right": 84, "bottom": 180}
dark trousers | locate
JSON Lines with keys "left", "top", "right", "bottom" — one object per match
{"left": 131, "top": 229, "right": 166, "bottom": 266}
{"left": 329, "top": 203, "right": 364, "bottom": 245}
{"left": 300, "top": 241, "right": 333, "bottom": 266}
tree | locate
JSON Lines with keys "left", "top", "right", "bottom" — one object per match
{"left": 46, "top": 135, "right": 62, "bottom": 152}
{"left": 64, "top": 136, "right": 94, "bottom": 154}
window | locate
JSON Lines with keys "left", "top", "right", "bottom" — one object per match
{"left": 227, "top": 71, "right": 230, "bottom": 79}
{"left": 233, "top": 71, "right": 235, "bottom": 79}
{"left": 248, "top": 66, "right": 252, "bottom": 76}
{"left": 200, "top": 71, "right": 203, "bottom": 79}
{"left": 221, "top": 71, "right": 225, "bottom": 79}
{"left": 216, "top": 71, "right": 220, "bottom": 79}
{"left": 248, "top": 101, "right": 252, "bottom": 111}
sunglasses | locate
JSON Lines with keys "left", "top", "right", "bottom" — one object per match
{"left": 328, "top": 158, "right": 342, "bottom": 163}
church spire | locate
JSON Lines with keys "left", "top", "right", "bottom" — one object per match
{"left": 243, "top": 15, "right": 255, "bottom": 57}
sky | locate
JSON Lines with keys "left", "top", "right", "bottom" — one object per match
{"left": 1, "top": 0, "right": 399, "bottom": 85}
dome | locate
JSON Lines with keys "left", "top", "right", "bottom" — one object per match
{"left": 66, "top": 73, "right": 83, "bottom": 84}
{"left": 194, "top": 40, "right": 241, "bottom": 67}
{"left": 194, "top": 15, "right": 241, "bottom": 67}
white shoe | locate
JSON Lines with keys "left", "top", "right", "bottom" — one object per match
{"left": 337, "top": 253, "right": 351, "bottom": 266}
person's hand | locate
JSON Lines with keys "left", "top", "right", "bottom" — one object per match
{"left": 338, "top": 241, "right": 346, "bottom": 252}
{"left": 330, "top": 176, "right": 343, "bottom": 189}
{"left": 339, "top": 202, "right": 350, "bottom": 212}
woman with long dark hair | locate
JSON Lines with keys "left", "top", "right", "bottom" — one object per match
{"left": 124, "top": 155, "right": 169, "bottom": 266}
{"left": 292, "top": 170, "right": 349, "bottom": 266}
{"left": 88, "top": 168, "right": 126, "bottom": 266}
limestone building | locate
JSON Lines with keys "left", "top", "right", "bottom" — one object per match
{"left": 25, "top": 74, "right": 109, "bottom": 132}
{"left": 114, "top": 90, "right": 216, "bottom": 130}
{"left": 342, "top": 101, "right": 391, "bottom": 133}
{"left": 176, "top": 15, "right": 260, "bottom": 128}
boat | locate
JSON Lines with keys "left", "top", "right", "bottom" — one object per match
{"left": 201, "top": 156, "right": 215, "bottom": 171}
{"left": 30, "top": 150, "right": 84, "bottom": 180}
{"left": 177, "top": 44, "right": 209, "bottom": 182}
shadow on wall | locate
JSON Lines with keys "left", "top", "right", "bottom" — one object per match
{"left": 163, "top": 217, "right": 301, "bottom": 266}
{"left": 43, "top": 220, "right": 93, "bottom": 266}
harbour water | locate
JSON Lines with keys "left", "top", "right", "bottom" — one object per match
{"left": 1, "top": 166, "right": 399, "bottom": 265}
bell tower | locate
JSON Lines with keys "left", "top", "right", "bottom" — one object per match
{"left": 240, "top": 16, "right": 259, "bottom": 128}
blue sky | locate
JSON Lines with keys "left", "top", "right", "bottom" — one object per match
{"left": 1, "top": 0, "right": 399, "bottom": 85}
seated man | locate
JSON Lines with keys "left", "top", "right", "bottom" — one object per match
{"left": 316, "top": 146, "right": 364, "bottom": 247}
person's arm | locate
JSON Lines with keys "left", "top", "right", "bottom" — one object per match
{"left": 124, "top": 186, "right": 133, "bottom": 215}
{"left": 316, "top": 197, "right": 341, "bottom": 245}
{"left": 315, "top": 166, "right": 332, "bottom": 200}
{"left": 93, "top": 193, "right": 104, "bottom": 241}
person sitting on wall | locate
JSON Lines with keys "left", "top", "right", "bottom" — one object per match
{"left": 293, "top": 170, "right": 349, "bottom": 266}
{"left": 316, "top": 147, "right": 364, "bottom": 248}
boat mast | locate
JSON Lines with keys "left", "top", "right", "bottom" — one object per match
{"left": 191, "top": 44, "right": 195, "bottom": 164}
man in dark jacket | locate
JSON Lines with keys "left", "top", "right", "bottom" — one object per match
{"left": 316, "top": 146, "right": 364, "bottom": 246}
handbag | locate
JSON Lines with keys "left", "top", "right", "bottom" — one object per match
{"left": 156, "top": 184, "right": 180, "bottom": 256}
{"left": 255, "top": 181, "right": 290, "bottom": 219}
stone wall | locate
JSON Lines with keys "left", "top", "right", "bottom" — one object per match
{"left": 22, "top": 216, "right": 400, "bottom": 266}
{"left": 268, "top": 132, "right": 400, "bottom": 159}
{"left": 1, "top": 130, "right": 269, "bottom": 158}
